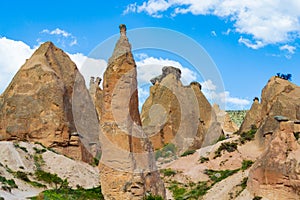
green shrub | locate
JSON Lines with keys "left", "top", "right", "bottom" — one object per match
{"left": 180, "top": 149, "right": 196, "bottom": 157}
{"left": 35, "top": 170, "right": 64, "bottom": 189}
{"left": 240, "top": 126, "right": 257, "bottom": 144}
{"left": 216, "top": 135, "right": 226, "bottom": 142}
{"left": 161, "top": 168, "right": 176, "bottom": 177}
{"left": 16, "top": 171, "right": 30, "bottom": 182}
{"left": 33, "top": 147, "right": 47, "bottom": 154}
{"left": 168, "top": 182, "right": 187, "bottom": 200}
{"left": 241, "top": 160, "right": 254, "bottom": 171}
{"left": 199, "top": 156, "right": 209, "bottom": 163}
{"left": 0, "top": 175, "right": 18, "bottom": 188}
{"left": 184, "top": 181, "right": 210, "bottom": 198}
{"left": 14, "top": 143, "right": 28, "bottom": 153}
{"left": 204, "top": 169, "right": 239, "bottom": 184}
{"left": 214, "top": 142, "right": 238, "bottom": 158}
{"left": 294, "top": 132, "right": 300, "bottom": 140}
{"left": 30, "top": 186, "right": 104, "bottom": 200}
{"left": 34, "top": 154, "right": 45, "bottom": 170}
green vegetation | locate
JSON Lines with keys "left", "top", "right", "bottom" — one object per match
{"left": 226, "top": 110, "right": 247, "bottom": 127}
{"left": 30, "top": 186, "right": 104, "bottom": 200}
{"left": 35, "top": 170, "right": 65, "bottom": 189}
{"left": 216, "top": 135, "right": 226, "bottom": 143}
{"left": 214, "top": 142, "right": 238, "bottom": 158}
{"left": 0, "top": 175, "right": 18, "bottom": 190}
{"left": 294, "top": 132, "right": 300, "bottom": 140}
{"left": 239, "top": 126, "right": 257, "bottom": 144}
{"left": 241, "top": 160, "right": 254, "bottom": 171}
{"left": 15, "top": 171, "right": 45, "bottom": 188}
{"left": 13, "top": 142, "right": 28, "bottom": 153}
{"left": 199, "top": 156, "right": 209, "bottom": 163}
{"left": 253, "top": 196, "right": 262, "bottom": 200}
{"left": 155, "top": 143, "right": 177, "bottom": 160}
{"left": 233, "top": 177, "right": 248, "bottom": 197}
{"left": 168, "top": 181, "right": 187, "bottom": 199}
{"left": 34, "top": 154, "right": 45, "bottom": 170}
{"left": 180, "top": 149, "right": 196, "bottom": 157}
{"left": 33, "top": 147, "right": 47, "bottom": 154}
{"left": 144, "top": 194, "right": 164, "bottom": 200}
{"left": 204, "top": 169, "right": 240, "bottom": 184}
{"left": 161, "top": 168, "right": 177, "bottom": 177}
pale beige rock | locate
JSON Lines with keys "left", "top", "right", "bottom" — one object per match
{"left": 99, "top": 24, "right": 165, "bottom": 200}
{"left": 239, "top": 98, "right": 262, "bottom": 134}
{"left": 141, "top": 70, "right": 223, "bottom": 154}
{"left": 213, "top": 104, "right": 239, "bottom": 133}
{"left": 0, "top": 42, "right": 98, "bottom": 162}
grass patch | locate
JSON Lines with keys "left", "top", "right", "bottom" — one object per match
{"left": 35, "top": 170, "right": 65, "bottom": 189}
{"left": 214, "top": 142, "right": 238, "bottom": 158}
{"left": 34, "top": 154, "right": 45, "bottom": 170}
{"left": 0, "top": 175, "right": 18, "bottom": 189}
{"left": 180, "top": 149, "right": 196, "bottom": 157}
{"left": 144, "top": 194, "right": 164, "bottom": 200}
{"left": 33, "top": 147, "right": 47, "bottom": 154}
{"left": 161, "top": 168, "right": 176, "bottom": 177}
{"left": 13, "top": 142, "right": 28, "bottom": 153}
{"left": 30, "top": 186, "right": 104, "bottom": 200}
{"left": 240, "top": 126, "right": 257, "bottom": 144}
{"left": 234, "top": 177, "right": 248, "bottom": 197}
{"left": 199, "top": 156, "right": 209, "bottom": 163}
{"left": 241, "top": 160, "right": 254, "bottom": 171}
{"left": 204, "top": 169, "right": 240, "bottom": 184}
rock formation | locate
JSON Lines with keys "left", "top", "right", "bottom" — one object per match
{"left": 0, "top": 42, "right": 99, "bottom": 162}
{"left": 239, "top": 76, "right": 300, "bottom": 146}
{"left": 213, "top": 104, "right": 238, "bottom": 133}
{"left": 89, "top": 76, "right": 103, "bottom": 121}
{"left": 99, "top": 24, "right": 165, "bottom": 200}
{"left": 247, "top": 119, "right": 300, "bottom": 199}
{"left": 141, "top": 67, "right": 223, "bottom": 153}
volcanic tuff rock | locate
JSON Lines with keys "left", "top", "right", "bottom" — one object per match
{"left": 99, "top": 24, "right": 165, "bottom": 200}
{"left": 141, "top": 67, "right": 223, "bottom": 153}
{"left": 213, "top": 104, "right": 238, "bottom": 133}
{"left": 247, "top": 120, "right": 300, "bottom": 199}
{"left": 239, "top": 76, "right": 300, "bottom": 146}
{"left": 0, "top": 42, "right": 99, "bottom": 162}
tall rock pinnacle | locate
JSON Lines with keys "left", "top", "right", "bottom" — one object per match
{"left": 99, "top": 25, "right": 165, "bottom": 200}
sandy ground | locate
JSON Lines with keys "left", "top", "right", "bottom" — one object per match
{"left": 0, "top": 141, "right": 99, "bottom": 199}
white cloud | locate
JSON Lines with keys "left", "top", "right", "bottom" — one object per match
{"left": 125, "top": 0, "right": 300, "bottom": 48}
{"left": 68, "top": 53, "right": 107, "bottom": 87}
{"left": 201, "top": 79, "right": 216, "bottom": 91}
{"left": 40, "top": 28, "right": 77, "bottom": 47}
{"left": 280, "top": 44, "right": 296, "bottom": 54}
{"left": 135, "top": 55, "right": 197, "bottom": 85}
{"left": 238, "top": 37, "right": 265, "bottom": 49}
{"left": 0, "top": 37, "right": 35, "bottom": 93}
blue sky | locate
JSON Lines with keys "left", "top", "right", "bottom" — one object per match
{"left": 1, "top": 0, "right": 300, "bottom": 110}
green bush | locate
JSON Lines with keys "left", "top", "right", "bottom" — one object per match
{"left": 180, "top": 149, "right": 196, "bottom": 157}
{"left": 155, "top": 143, "right": 177, "bottom": 160}
{"left": 35, "top": 170, "right": 65, "bottom": 189}
{"left": 33, "top": 147, "right": 47, "bottom": 154}
{"left": 216, "top": 135, "right": 226, "bottom": 142}
{"left": 14, "top": 143, "right": 28, "bottom": 153}
{"left": 214, "top": 142, "right": 238, "bottom": 158}
{"left": 204, "top": 169, "right": 239, "bottom": 184}
{"left": 30, "top": 186, "right": 104, "bottom": 200}
{"left": 199, "top": 156, "right": 209, "bottom": 163}
{"left": 16, "top": 171, "right": 30, "bottom": 182}
{"left": 161, "top": 168, "right": 176, "bottom": 177}
{"left": 241, "top": 160, "right": 254, "bottom": 171}
{"left": 0, "top": 175, "right": 18, "bottom": 188}
{"left": 240, "top": 126, "right": 257, "bottom": 144}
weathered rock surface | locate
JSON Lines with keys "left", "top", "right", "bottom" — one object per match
{"left": 99, "top": 24, "right": 165, "bottom": 200}
{"left": 0, "top": 42, "right": 98, "bottom": 162}
{"left": 248, "top": 120, "right": 300, "bottom": 199}
{"left": 141, "top": 68, "right": 223, "bottom": 153}
{"left": 239, "top": 76, "right": 300, "bottom": 146}
{"left": 213, "top": 104, "right": 238, "bottom": 133}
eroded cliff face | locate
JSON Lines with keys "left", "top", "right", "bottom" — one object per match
{"left": 141, "top": 67, "right": 223, "bottom": 154}
{"left": 239, "top": 76, "right": 300, "bottom": 147}
{"left": 99, "top": 25, "right": 165, "bottom": 200}
{"left": 248, "top": 120, "right": 300, "bottom": 199}
{"left": 213, "top": 104, "right": 239, "bottom": 133}
{"left": 0, "top": 42, "right": 97, "bottom": 162}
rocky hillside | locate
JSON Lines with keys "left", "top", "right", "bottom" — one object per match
{"left": 0, "top": 141, "right": 100, "bottom": 200}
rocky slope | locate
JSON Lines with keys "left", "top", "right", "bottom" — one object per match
{"left": 141, "top": 67, "right": 223, "bottom": 154}
{"left": 0, "top": 141, "right": 99, "bottom": 200}
{"left": 99, "top": 24, "right": 165, "bottom": 200}
{"left": 0, "top": 42, "right": 99, "bottom": 162}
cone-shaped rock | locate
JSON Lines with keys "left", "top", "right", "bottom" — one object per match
{"left": 0, "top": 42, "right": 98, "bottom": 162}
{"left": 99, "top": 24, "right": 165, "bottom": 200}
{"left": 141, "top": 67, "right": 223, "bottom": 154}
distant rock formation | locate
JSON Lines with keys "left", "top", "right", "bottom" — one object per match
{"left": 239, "top": 76, "right": 300, "bottom": 146}
{"left": 99, "top": 24, "right": 165, "bottom": 200}
{"left": 141, "top": 66, "right": 223, "bottom": 154}
{"left": 89, "top": 76, "right": 103, "bottom": 121}
{"left": 213, "top": 104, "right": 238, "bottom": 133}
{"left": 0, "top": 42, "right": 98, "bottom": 162}
{"left": 247, "top": 119, "right": 300, "bottom": 199}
